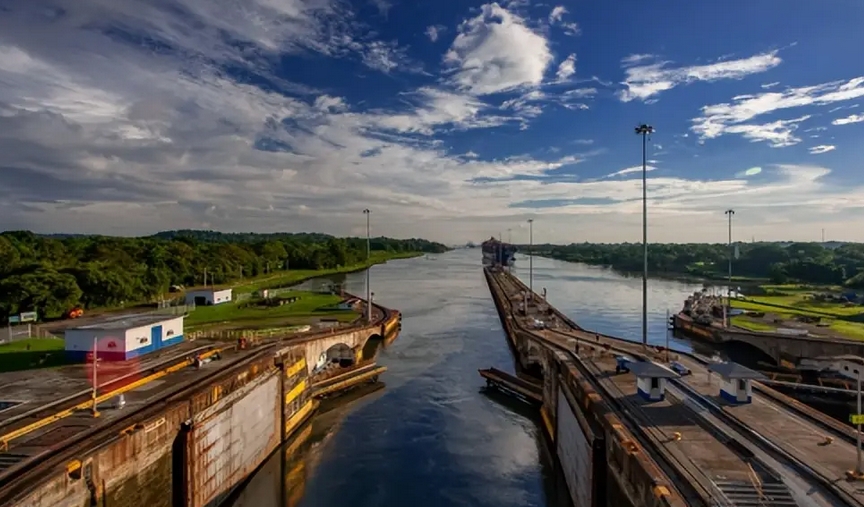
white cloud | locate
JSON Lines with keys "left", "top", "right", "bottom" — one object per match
{"left": 549, "top": 6, "right": 567, "bottom": 23}
{"left": 618, "top": 51, "right": 782, "bottom": 102}
{"left": 2, "top": 1, "right": 864, "bottom": 244}
{"left": 692, "top": 76, "right": 864, "bottom": 146}
{"left": 370, "top": 0, "right": 393, "bottom": 15}
{"left": 833, "top": 113, "right": 864, "bottom": 125}
{"left": 425, "top": 25, "right": 446, "bottom": 42}
{"left": 761, "top": 82, "right": 780, "bottom": 89}
{"left": 809, "top": 145, "right": 836, "bottom": 155}
{"left": 444, "top": 3, "right": 553, "bottom": 95}
{"left": 555, "top": 54, "right": 576, "bottom": 81}
{"left": 361, "top": 40, "right": 414, "bottom": 74}
{"left": 602, "top": 166, "right": 656, "bottom": 179}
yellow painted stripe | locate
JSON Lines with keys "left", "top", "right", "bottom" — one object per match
{"left": 0, "top": 347, "right": 225, "bottom": 451}
{"left": 285, "top": 358, "right": 307, "bottom": 378}
{"left": 284, "top": 379, "right": 308, "bottom": 406}
{"left": 285, "top": 399, "right": 316, "bottom": 437}
{"left": 540, "top": 406, "right": 555, "bottom": 442}
{"left": 283, "top": 423, "right": 313, "bottom": 457}
{"left": 653, "top": 485, "right": 670, "bottom": 498}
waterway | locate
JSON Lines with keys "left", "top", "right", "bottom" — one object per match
{"left": 228, "top": 249, "right": 706, "bottom": 507}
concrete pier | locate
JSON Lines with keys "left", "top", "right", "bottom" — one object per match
{"left": 0, "top": 303, "right": 401, "bottom": 507}
{"left": 484, "top": 267, "right": 864, "bottom": 507}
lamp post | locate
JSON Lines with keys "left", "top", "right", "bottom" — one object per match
{"left": 363, "top": 209, "right": 371, "bottom": 323}
{"left": 528, "top": 219, "right": 534, "bottom": 304}
{"left": 635, "top": 124, "right": 654, "bottom": 349}
{"left": 725, "top": 209, "right": 735, "bottom": 328}
{"left": 857, "top": 367, "right": 862, "bottom": 476}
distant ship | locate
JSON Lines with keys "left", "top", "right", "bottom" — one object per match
{"left": 481, "top": 237, "right": 517, "bottom": 267}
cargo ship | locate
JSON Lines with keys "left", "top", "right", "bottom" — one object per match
{"left": 481, "top": 237, "right": 517, "bottom": 267}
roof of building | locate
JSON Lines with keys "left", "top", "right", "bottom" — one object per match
{"left": 708, "top": 361, "right": 766, "bottom": 380}
{"left": 186, "top": 287, "right": 233, "bottom": 295}
{"left": 628, "top": 361, "right": 680, "bottom": 379}
{"left": 68, "top": 313, "right": 183, "bottom": 331}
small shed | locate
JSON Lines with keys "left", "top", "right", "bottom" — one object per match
{"left": 185, "top": 288, "right": 233, "bottom": 306}
{"left": 628, "top": 361, "right": 680, "bottom": 402}
{"left": 708, "top": 362, "right": 766, "bottom": 404}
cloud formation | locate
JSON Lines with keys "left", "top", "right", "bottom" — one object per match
{"left": 444, "top": 3, "right": 553, "bottom": 95}
{"left": 809, "top": 145, "right": 836, "bottom": 155}
{"left": 692, "top": 76, "right": 864, "bottom": 146}
{"left": 0, "top": 0, "right": 862, "bottom": 244}
{"left": 618, "top": 51, "right": 782, "bottom": 102}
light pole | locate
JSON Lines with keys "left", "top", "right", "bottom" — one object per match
{"left": 635, "top": 124, "right": 654, "bottom": 349}
{"left": 363, "top": 209, "right": 371, "bottom": 323}
{"left": 528, "top": 219, "right": 534, "bottom": 304}
{"left": 725, "top": 209, "right": 735, "bottom": 328}
{"left": 857, "top": 366, "right": 862, "bottom": 476}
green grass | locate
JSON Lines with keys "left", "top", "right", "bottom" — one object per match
{"left": 230, "top": 251, "right": 422, "bottom": 295}
{"left": 184, "top": 291, "right": 358, "bottom": 331}
{"left": 827, "top": 320, "right": 864, "bottom": 340}
{"left": 0, "top": 337, "right": 64, "bottom": 354}
{"left": 730, "top": 316, "right": 777, "bottom": 332}
{"left": 731, "top": 298, "right": 864, "bottom": 341}
{"left": 735, "top": 293, "right": 864, "bottom": 318}
{"left": 0, "top": 338, "right": 68, "bottom": 372}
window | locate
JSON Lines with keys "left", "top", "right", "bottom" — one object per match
{"left": 650, "top": 377, "right": 659, "bottom": 389}
{"left": 738, "top": 379, "right": 746, "bottom": 391}
{"left": 166, "top": 329, "right": 174, "bottom": 337}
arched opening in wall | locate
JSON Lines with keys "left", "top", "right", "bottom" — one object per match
{"left": 721, "top": 340, "right": 777, "bottom": 369}
{"left": 361, "top": 334, "right": 383, "bottom": 361}
{"left": 325, "top": 343, "right": 355, "bottom": 369}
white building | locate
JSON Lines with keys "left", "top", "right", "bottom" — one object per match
{"left": 185, "top": 288, "right": 233, "bottom": 306}
{"left": 628, "top": 361, "right": 679, "bottom": 402}
{"left": 65, "top": 314, "right": 185, "bottom": 362}
{"left": 815, "top": 355, "right": 864, "bottom": 381}
{"left": 708, "top": 361, "right": 766, "bottom": 404}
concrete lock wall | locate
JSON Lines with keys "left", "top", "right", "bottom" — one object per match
{"left": 9, "top": 315, "right": 398, "bottom": 507}
{"left": 186, "top": 372, "right": 282, "bottom": 507}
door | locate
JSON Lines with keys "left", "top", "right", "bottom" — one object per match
{"left": 152, "top": 325, "right": 163, "bottom": 350}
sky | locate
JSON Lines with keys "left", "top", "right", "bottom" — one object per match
{"left": 1, "top": 0, "right": 863, "bottom": 245}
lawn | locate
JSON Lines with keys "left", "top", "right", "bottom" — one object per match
{"left": 0, "top": 338, "right": 67, "bottom": 372}
{"left": 230, "top": 251, "right": 422, "bottom": 295}
{"left": 736, "top": 293, "right": 864, "bottom": 318}
{"left": 730, "top": 316, "right": 777, "bottom": 332}
{"left": 730, "top": 299, "right": 864, "bottom": 341}
{"left": 184, "top": 291, "right": 359, "bottom": 331}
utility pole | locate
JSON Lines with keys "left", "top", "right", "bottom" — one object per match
{"left": 91, "top": 337, "right": 100, "bottom": 418}
{"left": 203, "top": 267, "right": 207, "bottom": 287}
{"left": 822, "top": 228, "right": 826, "bottom": 243}
{"left": 528, "top": 219, "right": 534, "bottom": 305}
{"left": 363, "top": 209, "right": 372, "bottom": 323}
{"left": 857, "top": 366, "right": 862, "bottom": 475}
{"left": 635, "top": 124, "right": 654, "bottom": 350}
{"left": 725, "top": 209, "right": 735, "bottom": 328}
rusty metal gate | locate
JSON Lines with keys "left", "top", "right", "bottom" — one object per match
{"left": 186, "top": 372, "right": 282, "bottom": 507}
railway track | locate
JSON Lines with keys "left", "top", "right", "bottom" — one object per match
{"left": 486, "top": 268, "right": 858, "bottom": 507}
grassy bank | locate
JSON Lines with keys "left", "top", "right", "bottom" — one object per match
{"left": 230, "top": 251, "right": 422, "bottom": 295}
{"left": 730, "top": 287, "right": 864, "bottom": 340}
{"left": 0, "top": 337, "right": 67, "bottom": 372}
{"left": 185, "top": 290, "right": 358, "bottom": 332}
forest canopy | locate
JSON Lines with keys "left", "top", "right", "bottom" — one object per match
{"left": 527, "top": 242, "right": 864, "bottom": 288}
{"left": 0, "top": 230, "right": 449, "bottom": 320}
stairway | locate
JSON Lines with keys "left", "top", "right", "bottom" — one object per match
{"left": 713, "top": 480, "right": 799, "bottom": 506}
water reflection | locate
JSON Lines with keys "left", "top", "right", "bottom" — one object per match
{"left": 230, "top": 250, "right": 710, "bottom": 507}
{"left": 514, "top": 255, "right": 704, "bottom": 353}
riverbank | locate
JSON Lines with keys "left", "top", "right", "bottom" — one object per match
{"left": 230, "top": 251, "right": 423, "bottom": 294}
{"left": 531, "top": 254, "right": 767, "bottom": 285}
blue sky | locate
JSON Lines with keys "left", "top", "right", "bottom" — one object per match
{"left": 0, "top": 0, "right": 863, "bottom": 243}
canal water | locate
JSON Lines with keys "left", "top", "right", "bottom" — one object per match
{"left": 228, "top": 249, "right": 705, "bottom": 507}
